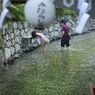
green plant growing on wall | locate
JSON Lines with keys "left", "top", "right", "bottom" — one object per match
{"left": 7, "top": 4, "right": 25, "bottom": 22}
{"left": 56, "top": 7, "right": 77, "bottom": 17}
{"left": 0, "top": 31, "right": 4, "bottom": 50}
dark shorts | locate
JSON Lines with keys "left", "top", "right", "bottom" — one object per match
{"left": 61, "top": 38, "right": 70, "bottom": 47}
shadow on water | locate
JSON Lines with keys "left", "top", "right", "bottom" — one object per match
{"left": 1, "top": 32, "right": 95, "bottom": 95}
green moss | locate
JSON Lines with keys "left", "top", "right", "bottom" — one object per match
{"left": 56, "top": 8, "right": 77, "bottom": 17}
{"left": 0, "top": 34, "right": 4, "bottom": 51}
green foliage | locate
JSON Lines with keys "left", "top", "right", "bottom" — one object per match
{"left": 56, "top": 7, "right": 77, "bottom": 17}
{"left": 70, "top": 11, "right": 78, "bottom": 17}
{"left": 56, "top": 7, "right": 64, "bottom": 17}
{"left": 0, "top": 32, "right": 4, "bottom": 50}
{"left": 7, "top": 4, "right": 25, "bottom": 22}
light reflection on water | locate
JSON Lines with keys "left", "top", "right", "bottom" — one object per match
{"left": 0, "top": 32, "right": 95, "bottom": 95}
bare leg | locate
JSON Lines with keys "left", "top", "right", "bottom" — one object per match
{"left": 41, "top": 44, "right": 45, "bottom": 53}
{"left": 61, "top": 47, "right": 64, "bottom": 52}
{"left": 68, "top": 46, "right": 71, "bottom": 50}
{"left": 41, "top": 40, "right": 46, "bottom": 53}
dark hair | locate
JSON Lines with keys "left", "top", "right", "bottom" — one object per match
{"left": 60, "top": 19, "right": 66, "bottom": 24}
{"left": 32, "top": 31, "right": 37, "bottom": 39}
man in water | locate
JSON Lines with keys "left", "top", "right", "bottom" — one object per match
{"left": 60, "top": 19, "right": 71, "bottom": 51}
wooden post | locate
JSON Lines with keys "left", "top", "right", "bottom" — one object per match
{"left": 90, "top": 83, "right": 95, "bottom": 95}
{"left": 0, "top": 0, "right": 5, "bottom": 66}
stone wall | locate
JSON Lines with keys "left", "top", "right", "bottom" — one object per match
{"left": 1, "top": 15, "right": 92, "bottom": 63}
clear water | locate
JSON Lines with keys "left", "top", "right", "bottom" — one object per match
{"left": 0, "top": 32, "right": 95, "bottom": 95}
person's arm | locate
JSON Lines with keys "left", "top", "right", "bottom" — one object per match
{"left": 36, "top": 33, "right": 41, "bottom": 37}
{"left": 62, "top": 31, "right": 65, "bottom": 37}
{"left": 68, "top": 32, "right": 70, "bottom": 36}
{"left": 89, "top": 83, "right": 95, "bottom": 95}
{"left": 68, "top": 27, "right": 71, "bottom": 39}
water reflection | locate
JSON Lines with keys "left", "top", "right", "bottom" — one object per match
{"left": 60, "top": 51, "right": 70, "bottom": 74}
{"left": 1, "top": 32, "right": 95, "bottom": 95}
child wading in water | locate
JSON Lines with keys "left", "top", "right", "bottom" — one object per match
{"left": 32, "top": 31, "right": 50, "bottom": 53}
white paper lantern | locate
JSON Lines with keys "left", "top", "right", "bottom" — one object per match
{"left": 24, "top": 0, "right": 55, "bottom": 28}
